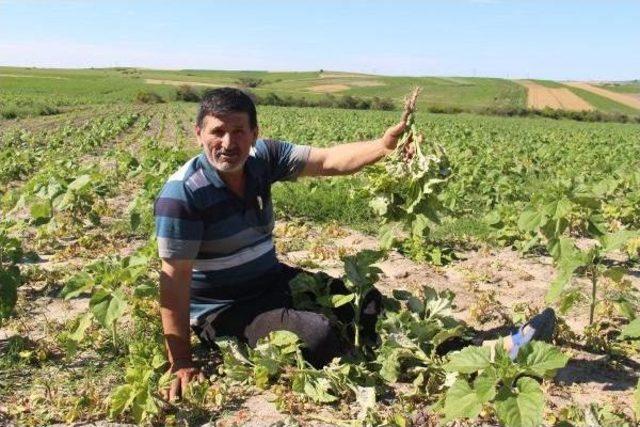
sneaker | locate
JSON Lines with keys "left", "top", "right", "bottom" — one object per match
{"left": 507, "top": 307, "right": 556, "bottom": 359}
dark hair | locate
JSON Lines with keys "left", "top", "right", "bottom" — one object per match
{"left": 196, "top": 87, "right": 258, "bottom": 129}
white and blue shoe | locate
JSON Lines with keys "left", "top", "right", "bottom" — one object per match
{"left": 508, "top": 307, "right": 556, "bottom": 359}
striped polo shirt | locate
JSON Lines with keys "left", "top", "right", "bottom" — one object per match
{"left": 154, "top": 139, "right": 310, "bottom": 323}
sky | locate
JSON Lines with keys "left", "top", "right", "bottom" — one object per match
{"left": 0, "top": 0, "right": 638, "bottom": 80}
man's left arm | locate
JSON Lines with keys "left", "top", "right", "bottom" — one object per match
{"left": 300, "top": 119, "right": 408, "bottom": 177}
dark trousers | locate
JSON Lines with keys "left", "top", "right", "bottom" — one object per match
{"left": 192, "top": 264, "right": 382, "bottom": 368}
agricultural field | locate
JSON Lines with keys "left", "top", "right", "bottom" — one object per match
{"left": 0, "top": 66, "right": 529, "bottom": 119}
{"left": 596, "top": 81, "right": 640, "bottom": 95}
{"left": 523, "top": 80, "right": 640, "bottom": 116}
{"left": 1, "top": 78, "right": 640, "bottom": 427}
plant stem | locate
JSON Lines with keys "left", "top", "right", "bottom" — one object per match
{"left": 112, "top": 323, "right": 118, "bottom": 350}
{"left": 589, "top": 267, "right": 598, "bottom": 325}
{"left": 353, "top": 295, "right": 361, "bottom": 348}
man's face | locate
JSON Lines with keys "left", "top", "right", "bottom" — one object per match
{"left": 195, "top": 112, "right": 258, "bottom": 176}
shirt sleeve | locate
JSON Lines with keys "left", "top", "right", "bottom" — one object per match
{"left": 259, "top": 139, "right": 311, "bottom": 183}
{"left": 154, "top": 180, "right": 203, "bottom": 259}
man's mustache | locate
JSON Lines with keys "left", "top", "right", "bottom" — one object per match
{"left": 215, "top": 149, "right": 239, "bottom": 156}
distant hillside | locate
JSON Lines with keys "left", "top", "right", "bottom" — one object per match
{"left": 1, "top": 67, "right": 638, "bottom": 122}
{"left": 0, "top": 66, "right": 526, "bottom": 114}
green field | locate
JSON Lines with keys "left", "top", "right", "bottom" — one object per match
{"left": 527, "top": 79, "right": 638, "bottom": 115}
{"left": 1, "top": 73, "right": 640, "bottom": 425}
{"left": 4, "top": 67, "right": 640, "bottom": 124}
{"left": 597, "top": 81, "right": 640, "bottom": 94}
{"left": 529, "top": 79, "right": 565, "bottom": 88}
{"left": 1, "top": 66, "right": 529, "bottom": 119}
{"left": 565, "top": 86, "right": 640, "bottom": 115}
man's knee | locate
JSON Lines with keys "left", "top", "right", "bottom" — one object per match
{"left": 246, "top": 308, "right": 332, "bottom": 344}
{"left": 245, "top": 308, "right": 340, "bottom": 367}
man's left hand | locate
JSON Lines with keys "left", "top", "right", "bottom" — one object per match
{"left": 380, "top": 118, "right": 410, "bottom": 151}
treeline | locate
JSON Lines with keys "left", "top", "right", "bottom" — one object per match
{"left": 133, "top": 85, "right": 640, "bottom": 124}
{"left": 452, "top": 105, "right": 640, "bottom": 124}
{"left": 168, "top": 85, "right": 396, "bottom": 111}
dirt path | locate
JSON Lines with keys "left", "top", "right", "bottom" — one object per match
{"left": 565, "top": 82, "right": 640, "bottom": 110}
{"left": 517, "top": 80, "right": 594, "bottom": 111}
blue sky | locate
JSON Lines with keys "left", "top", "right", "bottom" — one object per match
{"left": 0, "top": 0, "right": 638, "bottom": 80}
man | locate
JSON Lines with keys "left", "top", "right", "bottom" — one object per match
{"left": 155, "top": 87, "right": 409, "bottom": 400}
{"left": 155, "top": 88, "right": 556, "bottom": 400}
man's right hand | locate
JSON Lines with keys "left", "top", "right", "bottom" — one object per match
{"left": 163, "top": 359, "right": 205, "bottom": 401}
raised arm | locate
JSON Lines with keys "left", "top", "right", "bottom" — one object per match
{"left": 300, "top": 119, "right": 408, "bottom": 177}
{"left": 159, "top": 258, "right": 202, "bottom": 400}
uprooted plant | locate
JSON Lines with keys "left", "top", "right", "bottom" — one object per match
{"left": 365, "top": 88, "right": 453, "bottom": 264}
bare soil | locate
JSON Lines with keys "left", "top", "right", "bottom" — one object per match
{"left": 145, "top": 78, "right": 223, "bottom": 88}
{"left": 308, "top": 84, "right": 351, "bottom": 93}
{"left": 346, "top": 80, "right": 385, "bottom": 87}
{"left": 209, "top": 223, "right": 640, "bottom": 425}
{"left": 3, "top": 220, "right": 639, "bottom": 425}
{"left": 517, "top": 81, "right": 594, "bottom": 111}
{"left": 565, "top": 82, "right": 640, "bottom": 110}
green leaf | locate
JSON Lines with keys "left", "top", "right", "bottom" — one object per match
{"left": 518, "top": 210, "right": 543, "bottom": 232}
{"left": 600, "top": 230, "right": 640, "bottom": 253}
{"left": 553, "top": 198, "right": 573, "bottom": 219}
{"left": 474, "top": 372, "right": 498, "bottom": 402}
{"left": 556, "top": 238, "right": 591, "bottom": 269}
{"left": 133, "top": 283, "right": 158, "bottom": 298}
{"left": 557, "top": 289, "right": 584, "bottom": 315}
{"left": 603, "top": 266, "right": 628, "bottom": 283}
{"left": 546, "top": 268, "right": 574, "bottom": 303}
{"left": 411, "top": 214, "right": 429, "bottom": 240}
{"left": 60, "top": 272, "right": 93, "bottom": 299}
{"left": 612, "top": 297, "right": 635, "bottom": 320}
{"left": 90, "top": 287, "right": 127, "bottom": 329}
{"left": 0, "top": 267, "right": 20, "bottom": 320}
{"left": 495, "top": 377, "right": 544, "bottom": 427}
{"left": 431, "top": 325, "right": 465, "bottom": 351}
{"left": 130, "top": 211, "right": 141, "bottom": 231}
{"left": 343, "top": 249, "right": 384, "bottom": 290}
{"left": 268, "top": 330, "right": 301, "bottom": 348}
{"left": 302, "top": 376, "right": 338, "bottom": 403}
{"left": 378, "top": 223, "right": 399, "bottom": 250}
{"left": 70, "top": 312, "right": 93, "bottom": 342}
{"left": 515, "top": 342, "right": 569, "bottom": 378}
{"left": 407, "top": 295, "right": 424, "bottom": 315}
{"left": 289, "top": 272, "right": 321, "bottom": 294}
{"left": 546, "top": 238, "right": 592, "bottom": 302}
{"left": 587, "top": 214, "right": 608, "bottom": 236}
{"left": 620, "top": 318, "right": 640, "bottom": 340}
{"left": 316, "top": 293, "right": 355, "bottom": 308}
{"left": 379, "top": 347, "right": 413, "bottom": 383}
{"left": 424, "top": 292, "right": 453, "bottom": 319}
{"left": 67, "top": 174, "right": 92, "bottom": 191}
{"left": 30, "top": 201, "right": 52, "bottom": 221}
{"left": 369, "top": 196, "right": 389, "bottom": 216}
{"left": 108, "top": 384, "right": 134, "bottom": 418}
{"left": 443, "top": 376, "right": 496, "bottom": 422}
{"left": 392, "top": 289, "right": 412, "bottom": 300}
{"left": 485, "top": 210, "right": 502, "bottom": 226}
{"left": 444, "top": 345, "right": 492, "bottom": 374}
